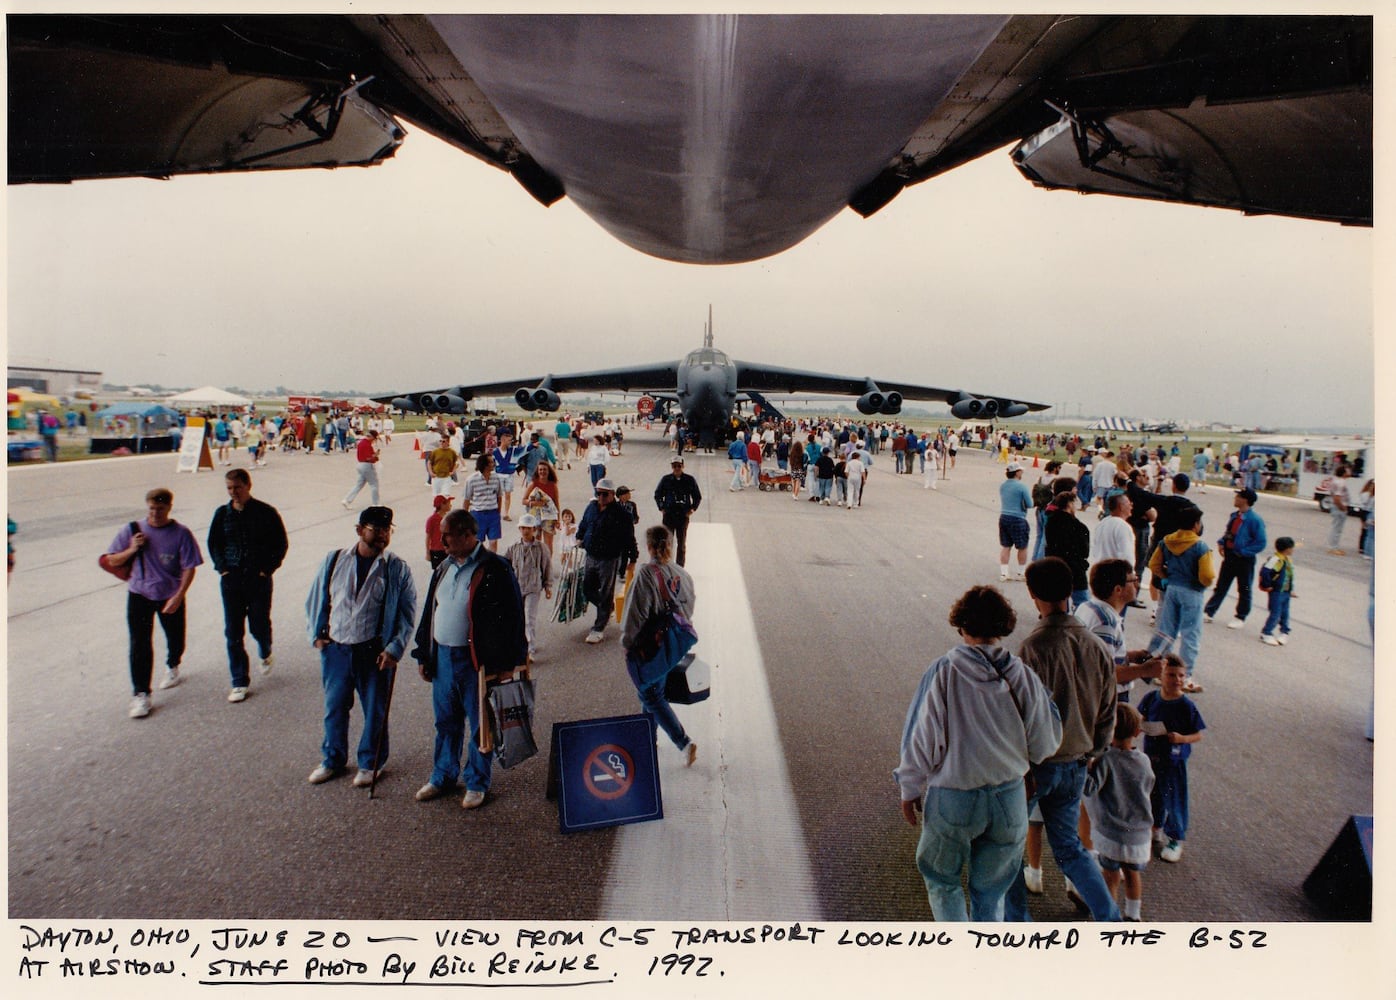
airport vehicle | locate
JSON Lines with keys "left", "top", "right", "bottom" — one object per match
{"left": 1298, "top": 439, "right": 1373, "bottom": 513}
{"left": 9, "top": 14, "right": 1370, "bottom": 264}
{"left": 375, "top": 313, "right": 1048, "bottom": 448}
{"left": 1240, "top": 436, "right": 1373, "bottom": 510}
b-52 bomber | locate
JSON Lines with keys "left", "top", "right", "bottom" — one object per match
{"left": 377, "top": 321, "right": 1048, "bottom": 447}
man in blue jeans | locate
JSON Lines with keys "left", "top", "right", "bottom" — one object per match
{"left": 304, "top": 506, "right": 418, "bottom": 788}
{"left": 1004, "top": 556, "right": 1121, "bottom": 922}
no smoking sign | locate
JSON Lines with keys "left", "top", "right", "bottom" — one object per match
{"left": 552, "top": 715, "right": 663, "bottom": 833}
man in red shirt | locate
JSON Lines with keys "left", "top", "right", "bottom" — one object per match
{"left": 342, "top": 429, "right": 381, "bottom": 508}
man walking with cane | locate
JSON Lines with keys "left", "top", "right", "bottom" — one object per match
{"left": 304, "top": 506, "right": 417, "bottom": 788}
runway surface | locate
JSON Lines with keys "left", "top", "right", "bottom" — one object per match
{"left": 6, "top": 428, "right": 1377, "bottom": 922}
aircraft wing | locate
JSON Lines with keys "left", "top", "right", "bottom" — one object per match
{"left": 10, "top": 14, "right": 1370, "bottom": 263}
{"left": 372, "top": 362, "right": 682, "bottom": 412}
{"left": 734, "top": 361, "right": 1049, "bottom": 415}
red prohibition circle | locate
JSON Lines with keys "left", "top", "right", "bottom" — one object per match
{"left": 582, "top": 744, "right": 635, "bottom": 801}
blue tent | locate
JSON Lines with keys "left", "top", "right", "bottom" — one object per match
{"left": 94, "top": 402, "right": 182, "bottom": 421}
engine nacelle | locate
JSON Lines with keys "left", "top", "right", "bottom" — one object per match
{"left": 880, "top": 391, "right": 903, "bottom": 415}
{"left": 999, "top": 403, "right": 1029, "bottom": 418}
{"left": 530, "top": 388, "right": 561, "bottom": 412}
{"left": 951, "top": 396, "right": 986, "bottom": 419}
{"left": 421, "top": 392, "right": 466, "bottom": 414}
{"left": 391, "top": 396, "right": 417, "bottom": 412}
{"left": 982, "top": 398, "right": 1000, "bottom": 418}
{"left": 856, "top": 391, "right": 885, "bottom": 415}
{"left": 514, "top": 387, "right": 538, "bottom": 411}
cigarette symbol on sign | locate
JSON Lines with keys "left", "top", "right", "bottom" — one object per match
{"left": 582, "top": 744, "right": 635, "bottom": 801}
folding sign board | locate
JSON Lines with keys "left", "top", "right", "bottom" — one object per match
{"left": 552, "top": 714, "right": 662, "bottom": 834}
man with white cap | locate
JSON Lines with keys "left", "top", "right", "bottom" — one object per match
{"left": 998, "top": 461, "right": 1033, "bottom": 581}
{"left": 576, "top": 479, "right": 639, "bottom": 643}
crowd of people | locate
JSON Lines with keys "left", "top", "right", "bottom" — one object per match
{"left": 103, "top": 412, "right": 707, "bottom": 814}
{"left": 95, "top": 407, "right": 1370, "bottom": 921}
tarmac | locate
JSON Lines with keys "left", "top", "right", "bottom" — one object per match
{"left": 6, "top": 427, "right": 1378, "bottom": 928}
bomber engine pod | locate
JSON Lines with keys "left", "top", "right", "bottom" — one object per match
{"left": 951, "top": 395, "right": 988, "bottom": 419}
{"left": 514, "top": 387, "right": 538, "bottom": 410}
{"left": 531, "top": 388, "right": 561, "bottom": 411}
{"left": 881, "top": 391, "right": 903, "bottom": 415}
{"left": 391, "top": 396, "right": 417, "bottom": 411}
{"left": 421, "top": 392, "right": 466, "bottom": 414}
{"left": 999, "top": 403, "right": 1029, "bottom": 417}
{"left": 856, "top": 391, "right": 885, "bottom": 415}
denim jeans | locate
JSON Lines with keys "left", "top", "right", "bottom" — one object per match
{"left": 916, "top": 779, "right": 1027, "bottom": 921}
{"left": 1149, "top": 585, "right": 1205, "bottom": 677}
{"left": 430, "top": 645, "right": 493, "bottom": 793}
{"left": 627, "top": 655, "right": 690, "bottom": 751}
{"left": 127, "top": 592, "right": 186, "bottom": 695}
{"left": 730, "top": 458, "right": 746, "bottom": 489}
{"left": 590, "top": 463, "right": 607, "bottom": 487}
{"left": 1031, "top": 508, "right": 1048, "bottom": 561}
{"left": 220, "top": 570, "right": 273, "bottom": 688}
{"left": 1261, "top": 591, "right": 1292, "bottom": 636}
{"left": 1205, "top": 552, "right": 1255, "bottom": 620}
{"left": 319, "top": 641, "right": 392, "bottom": 772}
{"left": 1005, "top": 760, "right": 1120, "bottom": 921}
{"left": 1149, "top": 755, "right": 1189, "bottom": 841}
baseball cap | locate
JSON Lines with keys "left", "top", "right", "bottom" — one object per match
{"left": 615, "top": 485, "right": 631, "bottom": 496}
{"left": 1006, "top": 461, "right": 1023, "bottom": 473}
{"left": 671, "top": 456, "right": 684, "bottom": 465}
{"left": 432, "top": 495, "right": 453, "bottom": 510}
{"left": 359, "top": 505, "right": 394, "bottom": 528}
{"left": 595, "top": 478, "right": 616, "bottom": 493}
{"left": 518, "top": 514, "right": 540, "bottom": 528}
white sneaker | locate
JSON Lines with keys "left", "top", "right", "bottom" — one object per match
{"left": 1261, "top": 634, "right": 1280, "bottom": 646}
{"left": 1013, "top": 569, "right": 1026, "bottom": 581}
{"left": 307, "top": 764, "right": 340, "bottom": 784}
{"left": 1276, "top": 634, "right": 1289, "bottom": 645}
{"left": 1023, "top": 866, "right": 1044, "bottom": 895}
{"left": 1161, "top": 839, "right": 1184, "bottom": 863}
{"left": 461, "top": 789, "right": 487, "bottom": 809}
{"left": 227, "top": 686, "right": 248, "bottom": 703}
{"left": 1203, "top": 614, "right": 1215, "bottom": 624}
{"left": 415, "top": 782, "right": 444, "bottom": 801}
{"left": 585, "top": 630, "right": 604, "bottom": 644}
{"left": 128, "top": 693, "right": 152, "bottom": 719}
{"left": 158, "top": 667, "right": 181, "bottom": 689}
{"left": 352, "top": 768, "right": 381, "bottom": 788}
{"left": 260, "top": 653, "right": 274, "bottom": 676}
{"left": 1227, "top": 618, "right": 1245, "bottom": 630}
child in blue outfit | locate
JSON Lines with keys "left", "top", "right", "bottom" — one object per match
{"left": 1259, "top": 536, "right": 1296, "bottom": 646}
{"left": 1137, "top": 655, "right": 1206, "bottom": 864}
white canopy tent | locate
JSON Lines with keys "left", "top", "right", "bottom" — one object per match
{"left": 165, "top": 386, "right": 251, "bottom": 408}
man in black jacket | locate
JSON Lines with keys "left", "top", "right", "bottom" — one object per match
{"left": 653, "top": 457, "right": 702, "bottom": 566}
{"left": 576, "top": 478, "right": 639, "bottom": 644}
{"left": 208, "top": 469, "right": 288, "bottom": 703}
{"left": 411, "top": 509, "right": 527, "bottom": 809}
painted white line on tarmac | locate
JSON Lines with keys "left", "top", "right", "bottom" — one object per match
{"left": 602, "top": 522, "right": 822, "bottom": 920}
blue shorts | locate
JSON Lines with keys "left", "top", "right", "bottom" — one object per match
{"left": 998, "top": 515, "right": 1030, "bottom": 549}
{"left": 474, "top": 508, "right": 501, "bottom": 541}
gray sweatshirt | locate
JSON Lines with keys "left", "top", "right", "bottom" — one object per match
{"left": 896, "top": 643, "right": 1062, "bottom": 800}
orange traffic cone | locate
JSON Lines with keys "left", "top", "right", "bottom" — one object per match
{"left": 412, "top": 435, "right": 422, "bottom": 454}
{"left": 1032, "top": 454, "right": 1040, "bottom": 468}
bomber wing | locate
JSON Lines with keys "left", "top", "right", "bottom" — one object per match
{"left": 373, "top": 362, "right": 682, "bottom": 414}
{"left": 734, "top": 361, "right": 1048, "bottom": 418}
{"left": 10, "top": 14, "right": 1370, "bottom": 262}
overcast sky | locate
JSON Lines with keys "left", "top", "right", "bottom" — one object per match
{"left": 5, "top": 36, "right": 1377, "bottom": 431}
